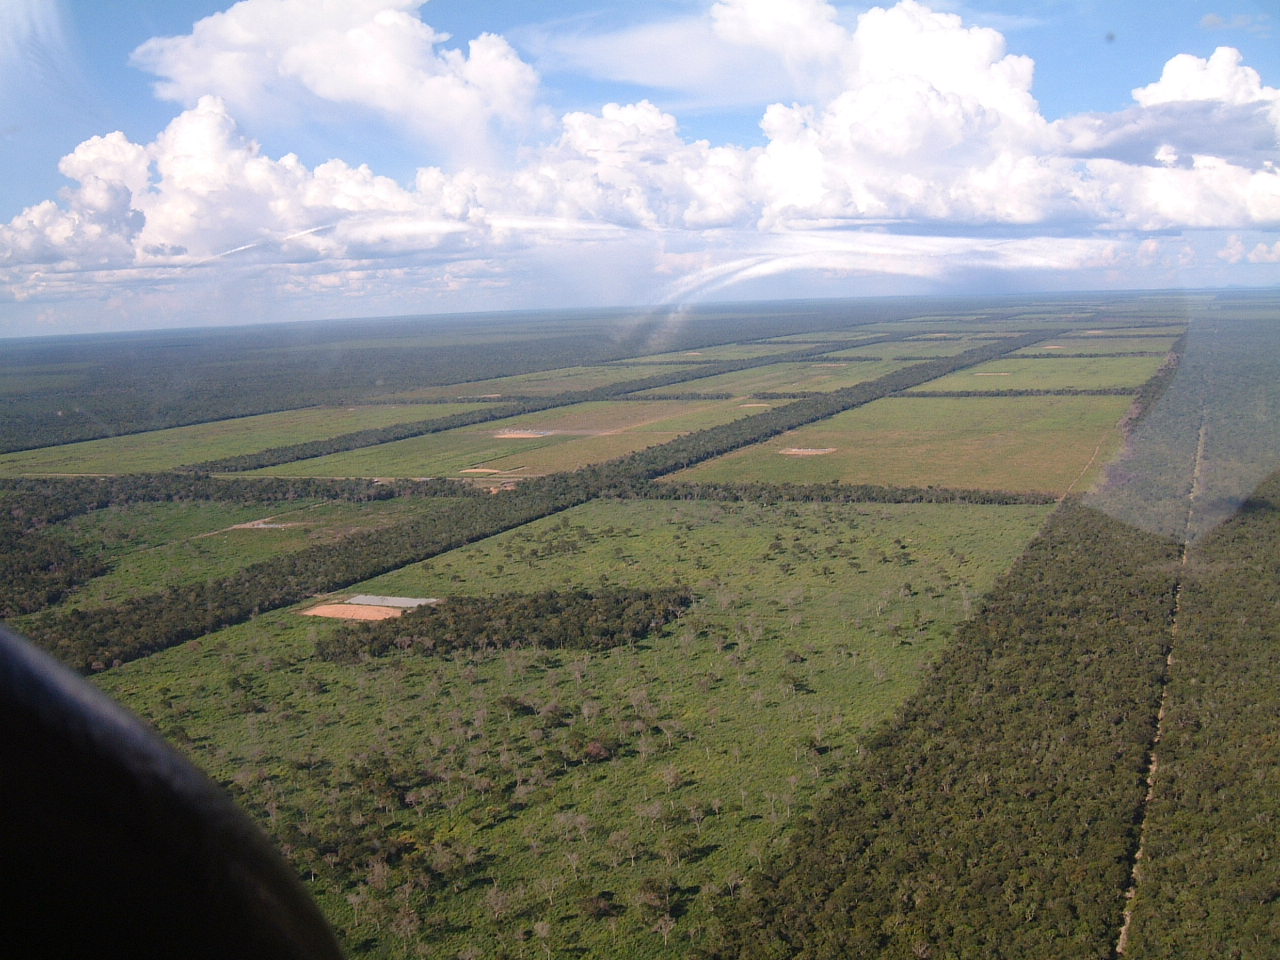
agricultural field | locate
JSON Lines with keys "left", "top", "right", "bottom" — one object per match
{"left": 388, "top": 364, "right": 703, "bottom": 400}
{"left": 0, "top": 405, "right": 494, "bottom": 476}
{"left": 37, "top": 498, "right": 456, "bottom": 612}
{"left": 669, "top": 394, "right": 1132, "bottom": 493}
{"left": 5, "top": 291, "right": 1279, "bottom": 960}
{"left": 822, "top": 337, "right": 981, "bottom": 359}
{"left": 250, "top": 399, "right": 771, "bottom": 479}
{"left": 629, "top": 359, "right": 914, "bottom": 397}
{"left": 95, "top": 497, "right": 1051, "bottom": 958}
{"left": 906, "top": 355, "right": 1166, "bottom": 392}
{"left": 1009, "top": 335, "right": 1181, "bottom": 355}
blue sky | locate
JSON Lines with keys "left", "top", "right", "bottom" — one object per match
{"left": 1, "top": 0, "right": 1277, "bottom": 335}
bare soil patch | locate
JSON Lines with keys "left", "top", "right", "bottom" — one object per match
{"left": 495, "top": 430, "right": 555, "bottom": 438}
{"left": 303, "top": 603, "right": 404, "bottom": 621}
{"left": 780, "top": 447, "right": 837, "bottom": 456}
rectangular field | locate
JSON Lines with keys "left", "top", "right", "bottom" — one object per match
{"left": 250, "top": 398, "right": 769, "bottom": 478}
{"left": 37, "top": 498, "right": 466, "bottom": 612}
{"left": 668, "top": 394, "right": 1133, "bottom": 494}
{"left": 909, "top": 355, "right": 1165, "bottom": 391}
{"left": 0, "top": 404, "right": 494, "bottom": 476}
{"left": 629, "top": 359, "right": 915, "bottom": 396}
{"left": 1010, "top": 336, "right": 1180, "bottom": 355}
{"left": 388, "top": 363, "right": 703, "bottom": 399}
{"left": 823, "top": 337, "right": 988, "bottom": 359}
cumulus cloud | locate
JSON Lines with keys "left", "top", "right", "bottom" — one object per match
{"left": 1249, "top": 240, "right": 1280, "bottom": 262}
{"left": 131, "top": 0, "right": 544, "bottom": 166}
{"left": 4, "top": 0, "right": 1280, "bottom": 330}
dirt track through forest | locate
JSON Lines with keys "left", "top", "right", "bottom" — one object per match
{"left": 1113, "top": 414, "right": 1208, "bottom": 956}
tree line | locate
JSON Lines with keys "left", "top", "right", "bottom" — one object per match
{"left": 316, "top": 586, "right": 693, "bottom": 662}
{"left": 708, "top": 501, "right": 1182, "bottom": 959}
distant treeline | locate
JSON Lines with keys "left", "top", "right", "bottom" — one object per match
{"left": 710, "top": 501, "right": 1181, "bottom": 959}
{"left": 316, "top": 586, "right": 693, "bottom": 663}
{"left": 625, "top": 479, "right": 1057, "bottom": 506}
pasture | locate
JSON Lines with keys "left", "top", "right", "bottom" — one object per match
{"left": 669, "top": 395, "right": 1133, "bottom": 493}
{"left": 96, "top": 497, "right": 1051, "bottom": 959}
{"left": 0, "top": 404, "right": 494, "bottom": 476}
{"left": 908, "top": 355, "right": 1166, "bottom": 391}
{"left": 629, "top": 359, "right": 915, "bottom": 397}
{"left": 250, "top": 399, "right": 770, "bottom": 478}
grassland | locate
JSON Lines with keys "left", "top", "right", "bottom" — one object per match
{"left": 905, "top": 355, "right": 1165, "bottom": 391}
{"left": 823, "top": 338, "right": 981, "bottom": 359}
{"left": 1009, "top": 336, "right": 1180, "bottom": 355}
{"left": 251, "top": 399, "right": 769, "bottom": 478}
{"left": 629, "top": 359, "right": 914, "bottom": 396}
{"left": 43, "top": 499, "right": 452, "bottom": 611}
{"left": 388, "top": 364, "right": 703, "bottom": 399}
{"left": 0, "top": 405, "right": 493, "bottom": 476}
{"left": 96, "top": 497, "right": 1051, "bottom": 958}
{"left": 669, "top": 395, "right": 1133, "bottom": 493}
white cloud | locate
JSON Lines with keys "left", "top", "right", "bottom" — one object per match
{"left": 130, "top": 0, "right": 544, "bottom": 166}
{"left": 1134, "top": 46, "right": 1279, "bottom": 112}
{"left": 1249, "top": 240, "right": 1280, "bottom": 263}
{"left": 1218, "top": 233, "right": 1247, "bottom": 262}
{"left": 5, "top": 1, "right": 1280, "bottom": 332}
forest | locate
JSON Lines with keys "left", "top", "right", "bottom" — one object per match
{"left": 2, "top": 290, "right": 1277, "bottom": 958}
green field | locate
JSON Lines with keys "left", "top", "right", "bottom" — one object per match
{"left": 252, "top": 399, "right": 770, "bottom": 478}
{"left": 822, "top": 337, "right": 985, "bottom": 359}
{"left": 670, "top": 395, "right": 1132, "bottom": 493}
{"left": 618, "top": 343, "right": 807, "bottom": 362}
{"left": 630, "top": 359, "right": 914, "bottom": 396}
{"left": 1010, "top": 336, "right": 1180, "bottom": 355}
{"left": 39, "top": 498, "right": 457, "bottom": 612}
{"left": 96, "top": 497, "right": 1051, "bottom": 959}
{"left": 0, "top": 405, "right": 494, "bottom": 476}
{"left": 908, "top": 355, "right": 1165, "bottom": 391}
{"left": 389, "top": 364, "right": 704, "bottom": 399}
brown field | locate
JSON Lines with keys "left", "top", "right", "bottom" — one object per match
{"left": 302, "top": 603, "right": 403, "bottom": 621}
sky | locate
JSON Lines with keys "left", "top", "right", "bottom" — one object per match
{"left": 0, "top": 0, "right": 1278, "bottom": 337}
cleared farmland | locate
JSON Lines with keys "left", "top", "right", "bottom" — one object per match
{"left": 1010, "top": 336, "right": 1181, "bottom": 355}
{"left": 669, "top": 395, "right": 1133, "bottom": 493}
{"left": 906, "top": 355, "right": 1166, "bottom": 392}
{"left": 22, "top": 498, "right": 469, "bottom": 614}
{"left": 628, "top": 359, "right": 915, "bottom": 397}
{"left": 387, "top": 363, "right": 705, "bottom": 399}
{"left": 96, "top": 497, "right": 1052, "bottom": 960}
{"left": 251, "top": 399, "right": 771, "bottom": 478}
{"left": 0, "top": 405, "right": 494, "bottom": 476}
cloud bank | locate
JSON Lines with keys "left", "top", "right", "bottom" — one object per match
{"left": 3, "top": 0, "right": 1279, "bottom": 332}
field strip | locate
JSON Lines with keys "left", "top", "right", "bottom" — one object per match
{"left": 1114, "top": 414, "right": 1208, "bottom": 956}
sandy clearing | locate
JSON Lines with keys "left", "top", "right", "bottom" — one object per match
{"left": 739, "top": 403, "right": 771, "bottom": 407}
{"left": 302, "top": 603, "right": 404, "bottom": 620}
{"left": 494, "top": 430, "right": 555, "bottom": 438}
{"left": 780, "top": 447, "right": 837, "bottom": 456}
{"left": 460, "top": 468, "right": 503, "bottom": 474}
